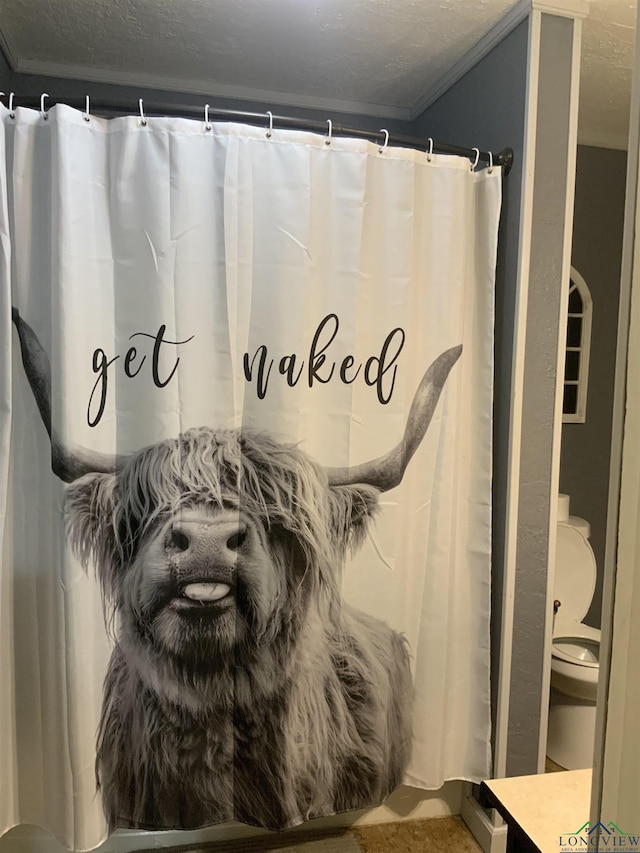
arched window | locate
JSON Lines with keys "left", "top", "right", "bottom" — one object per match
{"left": 563, "top": 267, "right": 592, "bottom": 423}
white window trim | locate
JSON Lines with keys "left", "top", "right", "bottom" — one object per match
{"left": 563, "top": 265, "right": 592, "bottom": 423}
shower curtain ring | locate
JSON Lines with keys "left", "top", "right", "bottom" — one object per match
{"left": 8, "top": 92, "right": 15, "bottom": 119}
{"left": 40, "top": 93, "right": 49, "bottom": 120}
{"left": 488, "top": 151, "right": 494, "bottom": 174}
{"left": 378, "top": 129, "right": 389, "bottom": 154}
{"left": 325, "top": 119, "right": 332, "bottom": 146}
{"left": 84, "top": 95, "right": 90, "bottom": 123}
{"left": 426, "top": 138, "right": 433, "bottom": 162}
{"left": 204, "top": 103, "right": 212, "bottom": 132}
{"left": 470, "top": 148, "right": 480, "bottom": 172}
{"left": 139, "top": 99, "right": 147, "bottom": 127}
{"left": 266, "top": 110, "right": 273, "bottom": 139}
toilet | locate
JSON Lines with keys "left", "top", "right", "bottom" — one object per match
{"left": 546, "top": 493, "right": 600, "bottom": 770}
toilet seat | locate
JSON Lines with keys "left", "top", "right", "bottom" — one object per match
{"left": 552, "top": 620, "right": 600, "bottom": 668}
{"left": 551, "top": 616, "right": 600, "bottom": 702}
{"left": 554, "top": 525, "right": 597, "bottom": 622}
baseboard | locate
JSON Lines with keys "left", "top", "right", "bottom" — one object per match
{"left": 461, "top": 787, "right": 508, "bottom": 853}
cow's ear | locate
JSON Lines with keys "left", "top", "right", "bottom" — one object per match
{"left": 327, "top": 484, "right": 380, "bottom": 551}
{"left": 65, "top": 472, "right": 118, "bottom": 587}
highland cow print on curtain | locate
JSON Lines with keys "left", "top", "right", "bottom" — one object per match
{"left": 0, "top": 104, "right": 500, "bottom": 850}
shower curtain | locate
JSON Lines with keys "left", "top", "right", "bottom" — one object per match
{"left": 0, "top": 103, "right": 500, "bottom": 851}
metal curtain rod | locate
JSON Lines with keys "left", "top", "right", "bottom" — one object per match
{"left": 11, "top": 95, "right": 514, "bottom": 175}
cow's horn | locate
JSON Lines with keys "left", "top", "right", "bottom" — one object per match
{"left": 12, "top": 308, "right": 118, "bottom": 483}
{"left": 326, "top": 344, "right": 462, "bottom": 491}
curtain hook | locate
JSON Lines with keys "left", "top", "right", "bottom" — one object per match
{"left": 204, "top": 103, "right": 212, "bottom": 132}
{"left": 378, "top": 128, "right": 389, "bottom": 154}
{"left": 470, "top": 147, "right": 480, "bottom": 172}
{"left": 84, "top": 95, "right": 90, "bottom": 123}
{"left": 426, "top": 138, "right": 433, "bottom": 162}
{"left": 40, "top": 93, "right": 49, "bottom": 121}
{"left": 266, "top": 110, "right": 273, "bottom": 139}
{"left": 488, "top": 151, "right": 494, "bottom": 174}
{"left": 325, "top": 119, "right": 332, "bottom": 146}
{"left": 139, "top": 98, "right": 147, "bottom": 127}
{"left": 8, "top": 92, "right": 15, "bottom": 119}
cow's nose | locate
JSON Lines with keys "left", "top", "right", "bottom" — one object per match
{"left": 166, "top": 517, "right": 247, "bottom": 577}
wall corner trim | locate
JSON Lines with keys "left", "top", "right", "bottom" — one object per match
{"left": 410, "top": 0, "right": 533, "bottom": 119}
{"left": 531, "top": 0, "right": 591, "bottom": 19}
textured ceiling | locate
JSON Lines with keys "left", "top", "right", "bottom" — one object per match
{"left": 579, "top": 0, "right": 636, "bottom": 148}
{"left": 0, "top": 0, "right": 636, "bottom": 146}
{"left": 0, "top": 0, "right": 520, "bottom": 116}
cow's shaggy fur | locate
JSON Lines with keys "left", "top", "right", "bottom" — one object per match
{"left": 66, "top": 427, "right": 413, "bottom": 831}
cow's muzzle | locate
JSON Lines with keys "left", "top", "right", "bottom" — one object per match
{"left": 165, "top": 510, "right": 245, "bottom": 609}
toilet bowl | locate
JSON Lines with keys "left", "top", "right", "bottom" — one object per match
{"left": 546, "top": 495, "right": 601, "bottom": 770}
{"left": 551, "top": 617, "right": 599, "bottom": 701}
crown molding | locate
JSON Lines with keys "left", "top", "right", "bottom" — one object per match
{"left": 12, "top": 58, "right": 413, "bottom": 122}
{"left": 410, "top": 0, "right": 532, "bottom": 119}
{"left": 531, "top": 0, "right": 591, "bottom": 19}
{"left": 577, "top": 130, "right": 629, "bottom": 151}
{"left": 409, "top": 0, "right": 591, "bottom": 120}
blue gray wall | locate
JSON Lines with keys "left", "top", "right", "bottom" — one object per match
{"left": 413, "top": 19, "right": 529, "bottom": 774}
{"left": 5, "top": 66, "right": 413, "bottom": 136}
{"left": 560, "top": 145, "right": 627, "bottom": 629}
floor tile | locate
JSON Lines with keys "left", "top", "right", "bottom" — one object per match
{"left": 167, "top": 815, "right": 482, "bottom": 853}
{"left": 350, "top": 823, "right": 390, "bottom": 852}
{"left": 376, "top": 815, "right": 482, "bottom": 853}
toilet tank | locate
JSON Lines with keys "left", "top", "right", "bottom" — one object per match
{"left": 557, "top": 494, "right": 590, "bottom": 538}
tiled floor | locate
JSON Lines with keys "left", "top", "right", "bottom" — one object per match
{"left": 353, "top": 816, "right": 483, "bottom": 852}
{"left": 180, "top": 816, "right": 482, "bottom": 852}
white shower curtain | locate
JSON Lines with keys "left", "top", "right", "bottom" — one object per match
{"left": 0, "top": 103, "right": 500, "bottom": 850}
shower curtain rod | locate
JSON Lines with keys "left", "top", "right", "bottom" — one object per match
{"left": 11, "top": 95, "right": 514, "bottom": 175}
